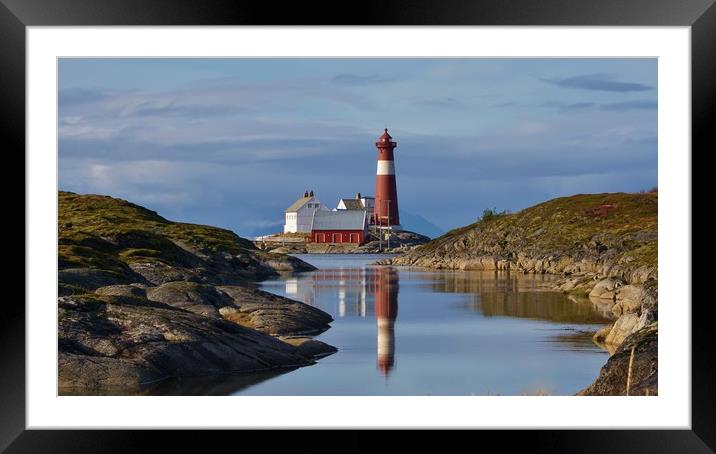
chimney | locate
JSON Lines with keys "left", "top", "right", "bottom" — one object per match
{"left": 304, "top": 190, "right": 309, "bottom": 198}
{"left": 309, "top": 190, "right": 314, "bottom": 197}
{"left": 356, "top": 192, "right": 361, "bottom": 199}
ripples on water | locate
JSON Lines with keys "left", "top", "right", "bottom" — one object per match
{"left": 226, "top": 254, "right": 612, "bottom": 396}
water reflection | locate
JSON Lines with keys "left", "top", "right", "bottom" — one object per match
{"left": 425, "top": 269, "right": 613, "bottom": 325}
{"left": 272, "top": 261, "right": 612, "bottom": 385}
{"left": 425, "top": 269, "right": 552, "bottom": 294}
{"left": 279, "top": 266, "right": 614, "bottom": 376}
{"left": 238, "top": 255, "right": 616, "bottom": 395}
{"left": 284, "top": 266, "right": 401, "bottom": 377}
{"left": 285, "top": 269, "right": 371, "bottom": 317}
{"left": 374, "top": 267, "right": 398, "bottom": 376}
{"left": 60, "top": 367, "right": 297, "bottom": 396}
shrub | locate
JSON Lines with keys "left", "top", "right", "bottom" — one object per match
{"left": 480, "top": 207, "right": 509, "bottom": 222}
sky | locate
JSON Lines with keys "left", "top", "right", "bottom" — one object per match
{"left": 58, "top": 58, "right": 657, "bottom": 238}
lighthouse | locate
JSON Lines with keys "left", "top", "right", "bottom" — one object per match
{"left": 373, "top": 128, "right": 401, "bottom": 229}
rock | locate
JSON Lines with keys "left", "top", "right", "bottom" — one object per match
{"left": 59, "top": 267, "right": 146, "bottom": 292}
{"left": 268, "top": 246, "right": 306, "bottom": 255}
{"left": 616, "top": 285, "right": 648, "bottom": 313}
{"left": 128, "top": 262, "right": 204, "bottom": 286}
{"left": 58, "top": 293, "right": 324, "bottom": 394}
{"left": 59, "top": 353, "right": 158, "bottom": 390}
{"left": 358, "top": 230, "right": 431, "bottom": 253}
{"left": 592, "top": 325, "right": 612, "bottom": 344}
{"left": 558, "top": 274, "right": 594, "bottom": 293}
{"left": 604, "top": 312, "right": 649, "bottom": 346}
{"left": 279, "top": 337, "right": 338, "bottom": 359}
{"left": 579, "top": 323, "right": 657, "bottom": 395}
{"left": 95, "top": 284, "right": 147, "bottom": 298}
{"left": 264, "top": 255, "right": 315, "bottom": 272}
{"left": 146, "top": 281, "right": 234, "bottom": 318}
{"left": 611, "top": 302, "right": 623, "bottom": 317}
{"left": 218, "top": 286, "right": 333, "bottom": 335}
{"left": 588, "top": 278, "right": 623, "bottom": 300}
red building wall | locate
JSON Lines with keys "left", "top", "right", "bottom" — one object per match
{"left": 311, "top": 230, "right": 366, "bottom": 244}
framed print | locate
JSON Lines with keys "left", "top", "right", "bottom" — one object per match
{"left": 7, "top": 0, "right": 713, "bottom": 451}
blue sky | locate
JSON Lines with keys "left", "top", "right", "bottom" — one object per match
{"left": 58, "top": 58, "right": 657, "bottom": 237}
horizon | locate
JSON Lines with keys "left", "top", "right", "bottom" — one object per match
{"left": 58, "top": 58, "right": 657, "bottom": 238}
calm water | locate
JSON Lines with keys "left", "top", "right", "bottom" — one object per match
{"left": 232, "top": 254, "right": 612, "bottom": 396}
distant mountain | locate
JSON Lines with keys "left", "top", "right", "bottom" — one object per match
{"left": 243, "top": 221, "right": 284, "bottom": 240}
{"left": 399, "top": 211, "right": 445, "bottom": 238}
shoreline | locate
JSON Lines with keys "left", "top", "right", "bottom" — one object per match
{"left": 377, "top": 257, "right": 657, "bottom": 396}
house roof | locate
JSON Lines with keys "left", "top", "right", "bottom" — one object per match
{"left": 338, "top": 198, "right": 364, "bottom": 210}
{"left": 311, "top": 210, "right": 367, "bottom": 231}
{"left": 285, "top": 196, "right": 311, "bottom": 213}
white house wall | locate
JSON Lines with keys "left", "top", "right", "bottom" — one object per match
{"left": 284, "top": 196, "right": 329, "bottom": 233}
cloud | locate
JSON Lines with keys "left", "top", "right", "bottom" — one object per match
{"left": 601, "top": 100, "right": 658, "bottom": 111}
{"left": 58, "top": 88, "right": 108, "bottom": 105}
{"left": 562, "top": 102, "right": 597, "bottom": 111}
{"left": 542, "top": 99, "right": 657, "bottom": 113}
{"left": 331, "top": 73, "right": 398, "bottom": 85}
{"left": 541, "top": 73, "right": 653, "bottom": 92}
{"left": 413, "top": 97, "right": 464, "bottom": 110}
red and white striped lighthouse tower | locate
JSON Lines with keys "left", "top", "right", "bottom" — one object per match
{"left": 373, "top": 128, "right": 400, "bottom": 229}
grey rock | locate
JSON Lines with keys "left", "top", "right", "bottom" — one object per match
{"left": 95, "top": 284, "right": 147, "bottom": 298}
{"left": 59, "top": 267, "right": 146, "bottom": 292}
{"left": 588, "top": 278, "right": 624, "bottom": 300}
{"left": 579, "top": 322, "right": 657, "bottom": 396}
{"left": 58, "top": 293, "right": 324, "bottom": 394}
{"left": 146, "top": 281, "right": 233, "bottom": 318}
{"left": 279, "top": 337, "right": 339, "bottom": 359}
{"left": 218, "top": 285, "right": 333, "bottom": 335}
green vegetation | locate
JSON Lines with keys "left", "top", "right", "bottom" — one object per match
{"left": 491, "top": 192, "right": 658, "bottom": 252}
{"left": 618, "top": 242, "right": 658, "bottom": 269}
{"left": 59, "top": 191, "right": 254, "bottom": 253}
{"left": 58, "top": 191, "right": 263, "bottom": 285}
{"left": 479, "top": 207, "right": 510, "bottom": 222}
{"left": 407, "top": 192, "right": 657, "bottom": 273}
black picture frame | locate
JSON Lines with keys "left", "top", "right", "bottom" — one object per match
{"left": 5, "top": 0, "right": 711, "bottom": 451}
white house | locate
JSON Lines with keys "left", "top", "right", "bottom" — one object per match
{"left": 337, "top": 192, "right": 375, "bottom": 212}
{"left": 284, "top": 190, "right": 329, "bottom": 233}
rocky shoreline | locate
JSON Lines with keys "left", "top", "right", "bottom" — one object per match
{"left": 257, "top": 230, "right": 431, "bottom": 255}
{"left": 58, "top": 192, "right": 336, "bottom": 395}
{"left": 377, "top": 192, "right": 658, "bottom": 396}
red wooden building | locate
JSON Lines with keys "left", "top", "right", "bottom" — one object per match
{"left": 310, "top": 210, "right": 368, "bottom": 244}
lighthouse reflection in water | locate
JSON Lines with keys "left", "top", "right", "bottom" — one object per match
{"left": 247, "top": 254, "right": 612, "bottom": 395}
{"left": 374, "top": 267, "right": 398, "bottom": 376}
{"left": 284, "top": 262, "right": 399, "bottom": 377}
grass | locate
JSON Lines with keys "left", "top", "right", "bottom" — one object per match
{"left": 58, "top": 191, "right": 260, "bottom": 278}
{"left": 407, "top": 192, "right": 657, "bottom": 272}
{"left": 618, "top": 242, "right": 658, "bottom": 269}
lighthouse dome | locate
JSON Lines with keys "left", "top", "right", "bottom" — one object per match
{"left": 378, "top": 128, "right": 392, "bottom": 142}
